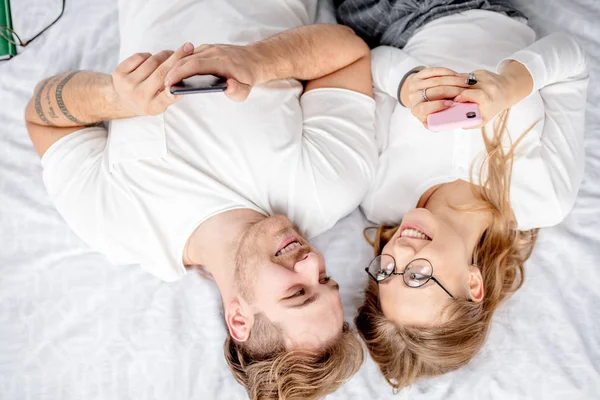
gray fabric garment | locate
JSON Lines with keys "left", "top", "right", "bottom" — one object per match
{"left": 335, "top": 0, "right": 527, "bottom": 48}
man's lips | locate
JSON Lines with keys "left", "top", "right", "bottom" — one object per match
{"left": 275, "top": 235, "right": 301, "bottom": 257}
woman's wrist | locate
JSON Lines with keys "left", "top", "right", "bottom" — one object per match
{"left": 398, "top": 66, "right": 425, "bottom": 107}
{"left": 500, "top": 60, "right": 534, "bottom": 107}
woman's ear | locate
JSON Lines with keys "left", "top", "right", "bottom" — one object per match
{"left": 224, "top": 298, "right": 254, "bottom": 342}
{"left": 468, "top": 264, "right": 484, "bottom": 302}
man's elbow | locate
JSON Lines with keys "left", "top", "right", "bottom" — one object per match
{"left": 333, "top": 24, "right": 369, "bottom": 59}
{"left": 24, "top": 97, "right": 38, "bottom": 126}
{"left": 24, "top": 78, "right": 47, "bottom": 125}
{"left": 346, "top": 26, "right": 370, "bottom": 58}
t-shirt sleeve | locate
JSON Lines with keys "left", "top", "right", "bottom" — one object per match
{"left": 42, "top": 127, "right": 158, "bottom": 272}
{"left": 41, "top": 127, "right": 108, "bottom": 200}
{"left": 370, "top": 45, "right": 423, "bottom": 102}
{"left": 498, "top": 33, "right": 589, "bottom": 228}
{"left": 41, "top": 127, "right": 109, "bottom": 253}
{"left": 294, "top": 88, "right": 377, "bottom": 237}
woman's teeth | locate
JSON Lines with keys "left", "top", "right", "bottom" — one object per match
{"left": 276, "top": 241, "right": 301, "bottom": 256}
{"left": 400, "top": 228, "right": 431, "bottom": 241}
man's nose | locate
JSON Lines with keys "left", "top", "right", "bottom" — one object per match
{"left": 294, "top": 252, "right": 321, "bottom": 284}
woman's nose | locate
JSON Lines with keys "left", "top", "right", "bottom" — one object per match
{"left": 391, "top": 243, "right": 417, "bottom": 263}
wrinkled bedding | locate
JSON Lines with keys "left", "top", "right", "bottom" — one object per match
{"left": 0, "top": 0, "right": 598, "bottom": 398}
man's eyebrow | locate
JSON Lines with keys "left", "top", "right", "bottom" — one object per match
{"left": 289, "top": 293, "right": 319, "bottom": 309}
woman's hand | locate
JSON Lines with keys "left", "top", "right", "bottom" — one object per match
{"left": 452, "top": 70, "right": 514, "bottom": 127}
{"left": 165, "top": 44, "right": 261, "bottom": 102}
{"left": 453, "top": 63, "right": 533, "bottom": 127}
{"left": 399, "top": 67, "right": 471, "bottom": 127}
{"left": 111, "top": 43, "right": 195, "bottom": 116}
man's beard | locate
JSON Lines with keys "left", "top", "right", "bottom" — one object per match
{"left": 233, "top": 216, "right": 307, "bottom": 302}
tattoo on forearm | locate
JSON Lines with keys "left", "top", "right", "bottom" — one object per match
{"left": 46, "top": 76, "right": 59, "bottom": 119}
{"left": 56, "top": 71, "right": 88, "bottom": 126}
{"left": 35, "top": 79, "right": 56, "bottom": 127}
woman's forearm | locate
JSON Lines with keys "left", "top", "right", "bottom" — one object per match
{"left": 25, "top": 71, "right": 132, "bottom": 128}
{"left": 248, "top": 24, "right": 370, "bottom": 84}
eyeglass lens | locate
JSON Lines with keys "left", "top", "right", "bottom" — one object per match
{"left": 0, "top": 26, "right": 15, "bottom": 45}
{"left": 367, "top": 254, "right": 395, "bottom": 281}
{"left": 403, "top": 259, "right": 433, "bottom": 287}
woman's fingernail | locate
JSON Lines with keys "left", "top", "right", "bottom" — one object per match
{"left": 444, "top": 101, "right": 454, "bottom": 106}
{"left": 183, "top": 42, "right": 193, "bottom": 53}
{"left": 454, "top": 95, "right": 462, "bottom": 102}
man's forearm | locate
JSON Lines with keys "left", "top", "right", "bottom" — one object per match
{"left": 249, "top": 24, "right": 370, "bottom": 84}
{"left": 25, "top": 71, "right": 130, "bottom": 128}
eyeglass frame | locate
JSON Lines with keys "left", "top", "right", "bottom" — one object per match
{"left": 0, "top": 0, "right": 66, "bottom": 48}
{"left": 365, "top": 254, "right": 456, "bottom": 299}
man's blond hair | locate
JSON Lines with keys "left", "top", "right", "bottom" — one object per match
{"left": 224, "top": 314, "right": 363, "bottom": 400}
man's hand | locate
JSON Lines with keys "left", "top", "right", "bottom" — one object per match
{"left": 165, "top": 24, "right": 371, "bottom": 102}
{"left": 112, "top": 42, "right": 196, "bottom": 116}
{"left": 165, "top": 44, "right": 260, "bottom": 102}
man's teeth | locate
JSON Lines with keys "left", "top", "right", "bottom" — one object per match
{"left": 401, "top": 228, "right": 431, "bottom": 240}
{"left": 276, "top": 241, "right": 301, "bottom": 256}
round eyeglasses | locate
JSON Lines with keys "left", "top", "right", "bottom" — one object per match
{"left": 365, "top": 254, "right": 455, "bottom": 299}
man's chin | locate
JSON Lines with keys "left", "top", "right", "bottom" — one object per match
{"left": 266, "top": 214, "right": 296, "bottom": 232}
{"left": 266, "top": 216, "right": 307, "bottom": 245}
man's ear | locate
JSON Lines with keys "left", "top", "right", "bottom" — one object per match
{"left": 224, "top": 298, "right": 254, "bottom": 342}
{"left": 468, "top": 264, "right": 484, "bottom": 303}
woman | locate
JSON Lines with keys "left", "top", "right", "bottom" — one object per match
{"left": 335, "top": 0, "right": 589, "bottom": 391}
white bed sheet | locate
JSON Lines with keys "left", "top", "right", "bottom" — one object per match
{"left": 0, "top": 0, "right": 598, "bottom": 399}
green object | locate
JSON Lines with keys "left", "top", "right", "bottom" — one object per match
{"left": 0, "top": 0, "right": 16, "bottom": 60}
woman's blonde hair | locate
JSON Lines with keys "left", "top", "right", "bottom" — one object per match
{"left": 225, "top": 315, "right": 364, "bottom": 400}
{"left": 356, "top": 110, "right": 539, "bottom": 391}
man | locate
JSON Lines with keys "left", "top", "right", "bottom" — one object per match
{"left": 25, "top": 0, "right": 375, "bottom": 399}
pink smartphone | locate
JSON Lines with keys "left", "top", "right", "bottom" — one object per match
{"left": 426, "top": 102, "right": 482, "bottom": 132}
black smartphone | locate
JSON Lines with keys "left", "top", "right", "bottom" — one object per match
{"left": 169, "top": 75, "right": 228, "bottom": 95}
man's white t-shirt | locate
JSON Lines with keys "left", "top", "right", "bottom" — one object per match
{"left": 40, "top": 0, "right": 377, "bottom": 281}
